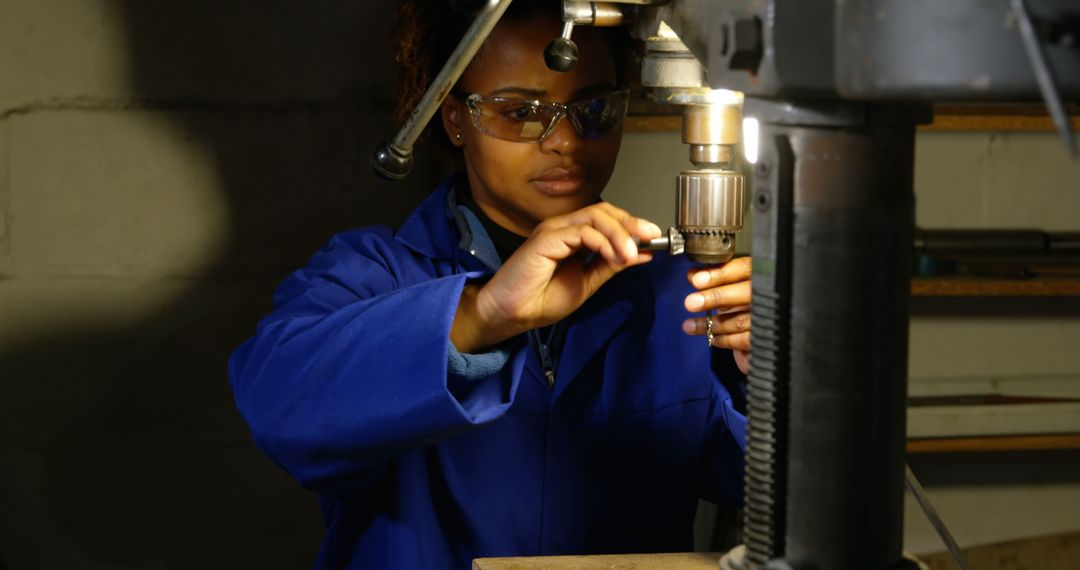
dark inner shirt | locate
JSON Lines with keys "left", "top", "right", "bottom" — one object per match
{"left": 455, "top": 182, "right": 527, "bottom": 264}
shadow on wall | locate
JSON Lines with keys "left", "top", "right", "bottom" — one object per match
{"left": 0, "top": 1, "right": 449, "bottom": 567}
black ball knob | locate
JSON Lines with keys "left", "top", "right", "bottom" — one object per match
{"left": 544, "top": 37, "right": 578, "bottom": 73}
{"left": 371, "top": 141, "right": 413, "bottom": 181}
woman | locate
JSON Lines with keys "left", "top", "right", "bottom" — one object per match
{"left": 229, "top": 2, "right": 752, "bottom": 568}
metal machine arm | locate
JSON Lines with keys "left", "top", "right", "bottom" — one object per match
{"left": 370, "top": 0, "right": 515, "bottom": 180}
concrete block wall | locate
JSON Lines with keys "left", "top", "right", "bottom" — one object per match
{"left": 0, "top": 1, "right": 447, "bottom": 567}
{"left": 906, "top": 133, "right": 1080, "bottom": 553}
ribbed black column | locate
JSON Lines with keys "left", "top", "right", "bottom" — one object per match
{"left": 745, "top": 102, "right": 920, "bottom": 570}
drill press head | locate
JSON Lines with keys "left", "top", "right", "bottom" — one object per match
{"left": 638, "top": 18, "right": 747, "bottom": 264}
{"left": 674, "top": 92, "right": 746, "bottom": 264}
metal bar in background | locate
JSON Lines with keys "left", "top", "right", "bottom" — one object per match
{"left": 905, "top": 465, "right": 972, "bottom": 570}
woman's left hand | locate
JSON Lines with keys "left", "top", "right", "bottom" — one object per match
{"left": 682, "top": 256, "right": 752, "bottom": 374}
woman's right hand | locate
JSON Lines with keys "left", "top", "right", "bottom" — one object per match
{"left": 451, "top": 202, "right": 662, "bottom": 353}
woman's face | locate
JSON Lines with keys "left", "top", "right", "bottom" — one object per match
{"left": 442, "top": 14, "right": 623, "bottom": 237}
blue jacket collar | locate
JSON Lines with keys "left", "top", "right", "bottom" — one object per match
{"left": 394, "top": 172, "right": 499, "bottom": 269}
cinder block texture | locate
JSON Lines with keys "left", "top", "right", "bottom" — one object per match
{"left": 12, "top": 109, "right": 349, "bottom": 276}
{"left": 0, "top": 0, "right": 399, "bottom": 107}
{"left": 0, "top": 101, "right": 444, "bottom": 566}
{"left": 0, "top": 274, "right": 323, "bottom": 567}
{"left": 0, "top": 0, "right": 130, "bottom": 105}
{"left": 904, "top": 452, "right": 1080, "bottom": 555}
{"left": 907, "top": 132, "right": 1080, "bottom": 555}
{"left": 606, "top": 131, "right": 686, "bottom": 223}
{"left": 979, "top": 133, "right": 1080, "bottom": 228}
{"left": 0, "top": 0, "right": 440, "bottom": 567}
{"left": 909, "top": 317, "right": 1080, "bottom": 380}
{"left": 0, "top": 443, "right": 322, "bottom": 568}
{"left": 915, "top": 132, "right": 1080, "bottom": 229}
{"left": 10, "top": 111, "right": 228, "bottom": 276}
{"left": 0, "top": 119, "right": 9, "bottom": 265}
{"left": 7, "top": 108, "right": 442, "bottom": 279}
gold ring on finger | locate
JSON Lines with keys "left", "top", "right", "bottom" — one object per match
{"left": 705, "top": 310, "right": 714, "bottom": 348}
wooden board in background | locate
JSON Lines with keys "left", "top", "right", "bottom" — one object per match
{"left": 626, "top": 103, "right": 1080, "bottom": 133}
{"left": 911, "top": 277, "right": 1080, "bottom": 297}
{"left": 908, "top": 434, "right": 1080, "bottom": 454}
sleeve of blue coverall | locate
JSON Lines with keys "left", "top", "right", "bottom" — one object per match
{"left": 698, "top": 349, "right": 748, "bottom": 507}
{"left": 228, "top": 229, "right": 524, "bottom": 498}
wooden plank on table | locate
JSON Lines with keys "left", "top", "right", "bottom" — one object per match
{"left": 473, "top": 531, "right": 1080, "bottom": 569}
{"left": 919, "top": 529, "right": 1080, "bottom": 570}
{"left": 473, "top": 552, "right": 721, "bottom": 570}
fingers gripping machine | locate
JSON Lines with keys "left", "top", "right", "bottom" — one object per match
{"left": 373, "top": 1, "right": 1080, "bottom": 568}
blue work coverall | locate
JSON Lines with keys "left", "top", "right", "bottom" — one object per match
{"left": 229, "top": 174, "right": 748, "bottom": 569}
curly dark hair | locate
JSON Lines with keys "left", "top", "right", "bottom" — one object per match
{"left": 392, "top": 0, "right": 637, "bottom": 148}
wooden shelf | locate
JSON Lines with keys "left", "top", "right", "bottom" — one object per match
{"left": 927, "top": 113, "right": 1080, "bottom": 132}
{"left": 625, "top": 104, "right": 1080, "bottom": 133}
{"left": 911, "top": 276, "right": 1080, "bottom": 297}
{"left": 908, "top": 434, "right": 1080, "bottom": 454}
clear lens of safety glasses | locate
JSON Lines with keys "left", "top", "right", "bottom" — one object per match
{"left": 464, "top": 89, "right": 629, "bottom": 143}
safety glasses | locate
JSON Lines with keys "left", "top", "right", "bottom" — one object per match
{"left": 460, "top": 88, "right": 630, "bottom": 143}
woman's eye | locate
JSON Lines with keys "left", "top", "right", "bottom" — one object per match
{"left": 505, "top": 105, "right": 540, "bottom": 121}
{"left": 583, "top": 98, "right": 608, "bottom": 116}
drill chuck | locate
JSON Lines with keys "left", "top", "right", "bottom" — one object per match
{"left": 676, "top": 169, "right": 746, "bottom": 264}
